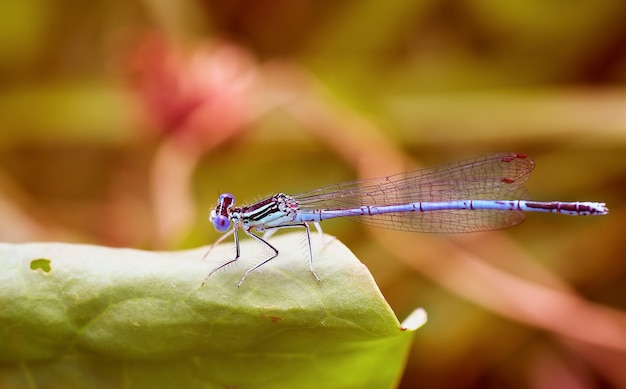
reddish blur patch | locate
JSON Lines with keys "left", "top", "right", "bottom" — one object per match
{"left": 125, "top": 34, "right": 258, "bottom": 149}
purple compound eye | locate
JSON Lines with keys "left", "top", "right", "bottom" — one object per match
{"left": 218, "top": 193, "right": 235, "bottom": 205}
{"left": 213, "top": 215, "right": 231, "bottom": 232}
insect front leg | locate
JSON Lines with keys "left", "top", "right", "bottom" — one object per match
{"left": 202, "top": 228, "right": 235, "bottom": 260}
{"left": 201, "top": 228, "right": 241, "bottom": 286}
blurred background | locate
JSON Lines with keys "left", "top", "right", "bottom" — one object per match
{"left": 1, "top": 0, "right": 625, "bottom": 387}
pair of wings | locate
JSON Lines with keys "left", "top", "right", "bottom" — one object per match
{"left": 292, "top": 153, "right": 534, "bottom": 233}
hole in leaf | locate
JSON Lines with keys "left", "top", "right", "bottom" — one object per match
{"left": 30, "top": 258, "right": 51, "bottom": 273}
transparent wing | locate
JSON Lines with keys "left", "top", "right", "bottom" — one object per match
{"left": 292, "top": 152, "right": 534, "bottom": 233}
{"left": 344, "top": 207, "right": 527, "bottom": 233}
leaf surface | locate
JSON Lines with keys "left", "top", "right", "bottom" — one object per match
{"left": 0, "top": 233, "right": 423, "bottom": 389}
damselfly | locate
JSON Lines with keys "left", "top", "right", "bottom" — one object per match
{"left": 203, "top": 152, "right": 608, "bottom": 286}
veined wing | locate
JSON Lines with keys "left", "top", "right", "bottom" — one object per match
{"left": 293, "top": 152, "right": 534, "bottom": 209}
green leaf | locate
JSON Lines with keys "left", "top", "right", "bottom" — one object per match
{"left": 0, "top": 233, "right": 425, "bottom": 389}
